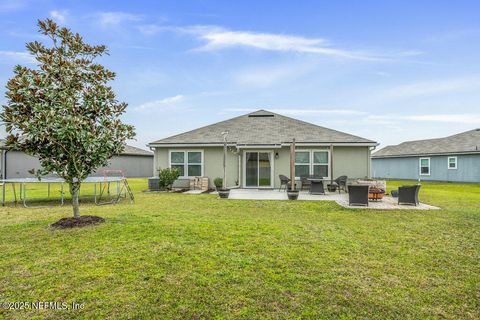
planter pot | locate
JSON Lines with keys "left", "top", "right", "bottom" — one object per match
{"left": 287, "top": 190, "right": 299, "bottom": 200}
{"left": 327, "top": 184, "right": 337, "bottom": 192}
{"left": 218, "top": 188, "right": 230, "bottom": 199}
{"left": 368, "top": 192, "right": 385, "bottom": 200}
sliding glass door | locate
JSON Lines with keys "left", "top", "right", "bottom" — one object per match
{"left": 245, "top": 152, "right": 273, "bottom": 187}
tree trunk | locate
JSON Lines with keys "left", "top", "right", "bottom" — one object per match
{"left": 69, "top": 182, "right": 81, "bottom": 218}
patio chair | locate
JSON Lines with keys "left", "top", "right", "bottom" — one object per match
{"left": 300, "top": 175, "right": 311, "bottom": 191}
{"left": 278, "top": 174, "right": 291, "bottom": 191}
{"left": 398, "top": 185, "right": 421, "bottom": 206}
{"left": 332, "top": 175, "right": 348, "bottom": 193}
{"left": 348, "top": 185, "right": 369, "bottom": 207}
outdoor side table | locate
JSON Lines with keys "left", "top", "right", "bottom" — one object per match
{"left": 308, "top": 178, "right": 325, "bottom": 195}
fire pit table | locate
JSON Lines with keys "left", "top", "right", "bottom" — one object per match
{"left": 307, "top": 178, "right": 325, "bottom": 195}
{"left": 368, "top": 188, "right": 385, "bottom": 201}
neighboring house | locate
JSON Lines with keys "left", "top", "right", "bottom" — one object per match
{"left": 0, "top": 143, "right": 153, "bottom": 179}
{"left": 148, "top": 110, "right": 378, "bottom": 189}
{"left": 372, "top": 129, "right": 480, "bottom": 183}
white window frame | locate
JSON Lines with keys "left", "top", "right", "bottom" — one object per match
{"left": 419, "top": 157, "right": 430, "bottom": 176}
{"left": 448, "top": 156, "right": 457, "bottom": 170}
{"left": 168, "top": 150, "right": 204, "bottom": 178}
{"left": 294, "top": 149, "right": 330, "bottom": 180}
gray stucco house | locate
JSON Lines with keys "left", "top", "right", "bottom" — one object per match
{"left": 0, "top": 143, "right": 153, "bottom": 179}
{"left": 372, "top": 129, "right": 480, "bottom": 183}
{"left": 148, "top": 110, "right": 378, "bottom": 189}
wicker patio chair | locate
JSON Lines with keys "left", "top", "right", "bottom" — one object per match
{"left": 333, "top": 175, "right": 348, "bottom": 193}
{"left": 398, "top": 185, "right": 421, "bottom": 206}
{"left": 300, "top": 175, "right": 311, "bottom": 191}
{"left": 348, "top": 185, "right": 369, "bottom": 206}
{"left": 278, "top": 174, "right": 291, "bottom": 191}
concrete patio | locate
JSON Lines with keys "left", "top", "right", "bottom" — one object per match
{"left": 223, "top": 189, "right": 439, "bottom": 210}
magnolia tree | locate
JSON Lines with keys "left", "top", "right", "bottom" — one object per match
{"left": 1, "top": 19, "right": 135, "bottom": 218}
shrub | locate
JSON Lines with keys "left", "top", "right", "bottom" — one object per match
{"left": 158, "top": 168, "right": 181, "bottom": 190}
{"left": 214, "top": 177, "right": 223, "bottom": 188}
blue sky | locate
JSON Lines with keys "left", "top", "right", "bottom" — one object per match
{"left": 1, "top": 0, "right": 480, "bottom": 150}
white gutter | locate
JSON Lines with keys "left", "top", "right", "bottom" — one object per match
{"left": 372, "top": 151, "right": 480, "bottom": 159}
{"left": 149, "top": 142, "right": 379, "bottom": 148}
{"left": 148, "top": 143, "right": 232, "bottom": 148}
{"left": 235, "top": 145, "right": 283, "bottom": 149}
{"left": 281, "top": 142, "right": 379, "bottom": 147}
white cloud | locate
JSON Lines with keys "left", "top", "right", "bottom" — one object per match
{"left": 368, "top": 113, "right": 480, "bottom": 124}
{"left": 50, "top": 10, "right": 68, "bottom": 23}
{"left": 95, "top": 12, "right": 142, "bottom": 27}
{"left": 0, "top": 0, "right": 28, "bottom": 12}
{"left": 0, "top": 51, "right": 36, "bottom": 64}
{"left": 135, "top": 95, "right": 184, "bottom": 111}
{"left": 224, "top": 108, "right": 366, "bottom": 116}
{"left": 375, "top": 71, "right": 391, "bottom": 77}
{"left": 234, "top": 63, "right": 313, "bottom": 87}
{"left": 381, "top": 77, "right": 480, "bottom": 99}
{"left": 137, "top": 24, "right": 165, "bottom": 35}
{"left": 185, "top": 26, "right": 379, "bottom": 60}
{"left": 144, "top": 25, "right": 418, "bottom": 61}
{"left": 425, "top": 28, "right": 480, "bottom": 43}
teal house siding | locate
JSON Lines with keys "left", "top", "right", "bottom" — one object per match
{"left": 372, "top": 154, "right": 480, "bottom": 183}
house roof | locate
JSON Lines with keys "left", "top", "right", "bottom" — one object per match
{"left": 0, "top": 141, "right": 153, "bottom": 156}
{"left": 148, "top": 109, "right": 377, "bottom": 146}
{"left": 372, "top": 129, "right": 480, "bottom": 158}
{"left": 121, "top": 145, "right": 153, "bottom": 156}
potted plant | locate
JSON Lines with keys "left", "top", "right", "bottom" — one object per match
{"left": 214, "top": 177, "right": 223, "bottom": 192}
{"left": 327, "top": 184, "right": 337, "bottom": 192}
{"left": 218, "top": 131, "right": 230, "bottom": 199}
{"left": 158, "top": 168, "right": 181, "bottom": 191}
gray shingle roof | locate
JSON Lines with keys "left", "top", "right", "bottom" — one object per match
{"left": 121, "top": 145, "right": 153, "bottom": 156}
{"left": 372, "top": 129, "right": 480, "bottom": 158}
{"left": 149, "top": 109, "right": 376, "bottom": 146}
{"left": 0, "top": 141, "right": 153, "bottom": 156}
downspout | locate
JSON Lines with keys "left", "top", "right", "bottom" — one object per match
{"left": 3, "top": 149, "right": 9, "bottom": 179}
{"left": 237, "top": 151, "right": 241, "bottom": 189}
{"left": 149, "top": 146, "right": 156, "bottom": 177}
{"left": 368, "top": 146, "right": 377, "bottom": 179}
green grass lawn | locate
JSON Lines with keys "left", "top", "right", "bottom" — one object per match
{"left": 0, "top": 179, "right": 479, "bottom": 319}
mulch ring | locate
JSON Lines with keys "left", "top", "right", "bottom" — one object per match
{"left": 50, "top": 215, "right": 105, "bottom": 229}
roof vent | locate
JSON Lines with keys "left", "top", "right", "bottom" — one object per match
{"left": 248, "top": 114, "right": 274, "bottom": 117}
{"left": 248, "top": 110, "right": 275, "bottom": 117}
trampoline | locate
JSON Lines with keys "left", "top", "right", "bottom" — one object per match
{"left": 1, "top": 176, "right": 134, "bottom": 208}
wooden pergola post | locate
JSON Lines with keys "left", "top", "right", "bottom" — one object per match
{"left": 330, "top": 144, "right": 334, "bottom": 184}
{"left": 290, "top": 138, "right": 295, "bottom": 190}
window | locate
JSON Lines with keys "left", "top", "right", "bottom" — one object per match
{"left": 448, "top": 156, "right": 457, "bottom": 169}
{"left": 419, "top": 158, "right": 430, "bottom": 175}
{"left": 169, "top": 150, "right": 203, "bottom": 177}
{"left": 170, "top": 152, "right": 185, "bottom": 176}
{"left": 313, "top": 151, "right": 329, "bottom": 177}
{"left": 295, "top": 151, "right": 310, "bottom": 178}
{"left": 295, "top": 150, "right": 330, "bottom": 178}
